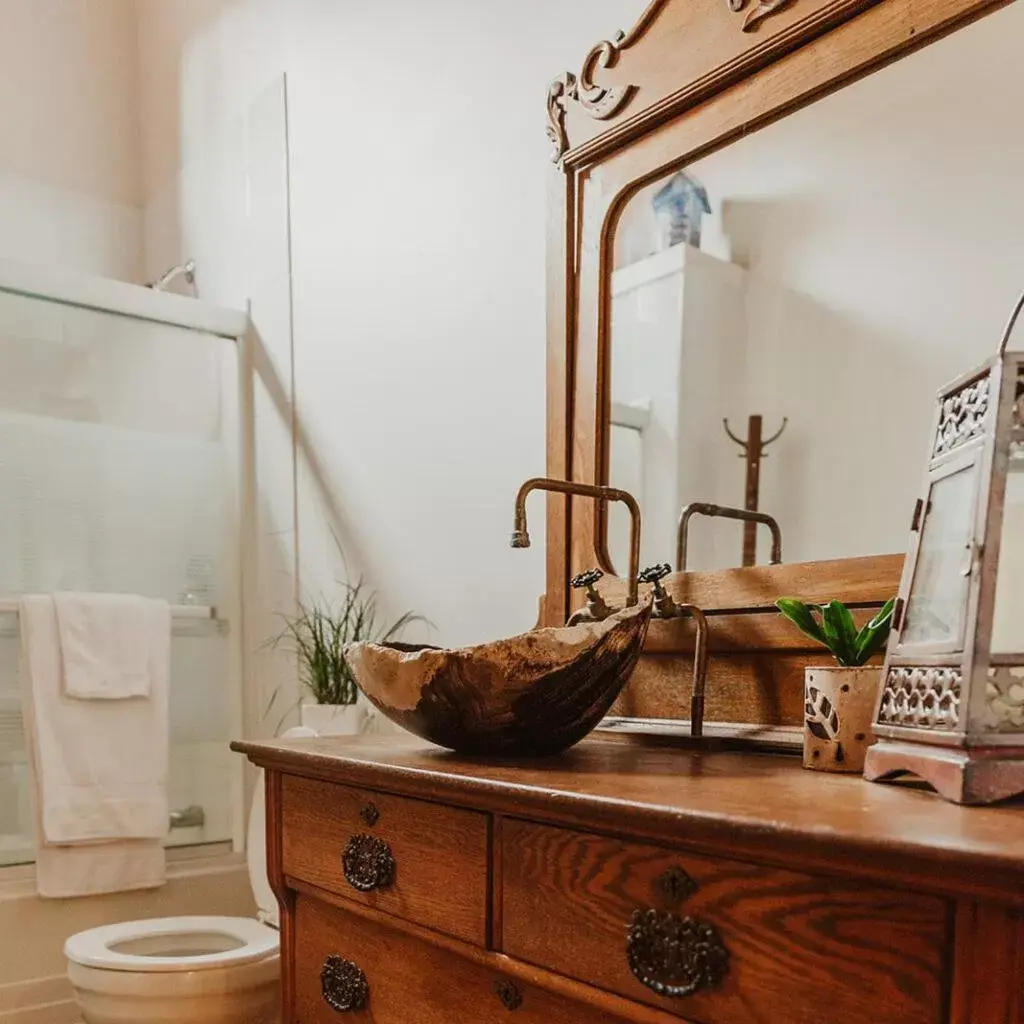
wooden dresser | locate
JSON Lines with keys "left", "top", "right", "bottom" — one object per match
{"left": 233, "top": 734, "right": 1024, "bottom": 1023}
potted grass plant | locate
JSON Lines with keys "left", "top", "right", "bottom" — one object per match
{"left": 274, "top": 579, "right": 425, "bottom": 737}
{"left": 776, "top": 597, "right": 895, "bottom": 773}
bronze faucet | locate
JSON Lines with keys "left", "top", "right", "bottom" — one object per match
{"left": 638, "top": 564, "right": 710, "bottom": 739}
{"left": 676, "top": 502, "right": 782, "bottom": 571}
{"left": 511, "top": 477, "right": 641, "bottom": 607}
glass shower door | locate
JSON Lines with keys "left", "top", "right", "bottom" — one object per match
{"left": 0, "top": 290, "right": 240, "bottom": 866}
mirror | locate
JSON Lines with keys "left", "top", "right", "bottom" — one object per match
{"left": 605, "top": 2, "right": 1024, "bottom": 575}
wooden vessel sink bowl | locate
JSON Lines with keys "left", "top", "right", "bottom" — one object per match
{"left": 344, "top": 603, "right": 651, "bottom": 756}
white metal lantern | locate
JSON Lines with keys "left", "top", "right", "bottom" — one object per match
{"left": 865, "top": 292, "right": 1024, "bottom": 804}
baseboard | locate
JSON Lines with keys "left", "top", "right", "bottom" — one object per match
{"left": 0, "top": 974, "right": 78, "bottom": 1023}
{"left": 2, "top": 1000, "right": 79, "bottom": 1024}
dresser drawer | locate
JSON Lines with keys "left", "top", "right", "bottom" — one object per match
{"left": 281, "top": 774, "right": 489, "bottom": 945}
{"left": 501, "top": 820, "right": 948, "bottom": 1024}
{"left": 294, "top": 894, "right": 628, "bottom": 1023}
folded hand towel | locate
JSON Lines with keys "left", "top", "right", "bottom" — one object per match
{"left": 54, "top": 593, "right": 168, "bottom": 700}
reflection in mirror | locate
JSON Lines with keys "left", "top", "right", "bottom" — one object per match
{"left": 605, "top": 3, "right": 1024, "bottom": 574}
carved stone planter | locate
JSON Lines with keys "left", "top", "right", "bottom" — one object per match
{"left": 803, "top": 666, "right": 881, "bottom": 773}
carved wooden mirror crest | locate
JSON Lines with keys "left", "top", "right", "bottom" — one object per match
{"left": 547, "top": 0, "right": 815, "bottom": 166}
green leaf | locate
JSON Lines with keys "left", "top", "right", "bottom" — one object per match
{"left": 775, "top": 598, "right": 828, "bottom": 648}
{"left": 853, "top": 597, "right": 896, "bottom": 665}
{"left": 821, "top": 601, "right": 859, "bottom": 666}
{"left": 380, "top": 611, "right": 431, "bottom": 642}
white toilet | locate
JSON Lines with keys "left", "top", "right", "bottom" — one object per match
{"left": 64, "top": 770, "right": 282, "bottom": 1024}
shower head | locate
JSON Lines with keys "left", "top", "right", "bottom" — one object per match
{"left": 147, "top": 259, "right": 196, "bottom": 293}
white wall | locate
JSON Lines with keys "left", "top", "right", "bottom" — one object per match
{"left": 133, "top": 0, "right": 650, "bottom": 673}
{"left": 0, "top": 0, "right": 144, "bottom": 281}
{"left": 613, "top": 2, "right": 1024, "bottom": 565}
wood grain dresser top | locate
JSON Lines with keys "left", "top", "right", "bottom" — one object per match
{"left": 233, "top": 734, "right": 1024, "bottom": 903}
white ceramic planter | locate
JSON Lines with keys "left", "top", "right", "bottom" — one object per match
{"left": 300, "top": 699, "right": 370, "bottom": 737}
{"left": 803, "top": 665, "right": 882, "bottom": 773}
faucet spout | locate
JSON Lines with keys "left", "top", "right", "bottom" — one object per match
{"left": 512, "top": 477, "right": 641, "bottom": 607}
{"left": 510, "top": 507, "right": 531, "bottom": 548}
{"left": 676, "top": 604, "right": 710, "bottom": 739}
{"left": 637, "top": 564, "right": 710, "bottom": 738}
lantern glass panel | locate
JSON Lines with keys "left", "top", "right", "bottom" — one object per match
{"left": 902, "top": 462, "right": 979, "bottom": 648}
{"left": 991, "top": 463, "right": 1024, "bottom": 654}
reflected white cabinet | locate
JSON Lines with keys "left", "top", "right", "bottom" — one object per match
{"left": 608, "top": 243, "right": 747, "bottom": 572}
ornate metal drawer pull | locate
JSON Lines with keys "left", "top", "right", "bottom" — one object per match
{"left": 321, "top": 955, "right": 369, "bottom": 1013}
{"left": 494, "top": 978, "right": 523, "bottom": 1010}
{"left": 342, "top": 833, "right": 395, "bottom": 892}
{"left": 626, "top": 908, "right": 729, "bottom": 998}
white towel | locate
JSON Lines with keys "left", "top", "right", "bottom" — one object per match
{"left": 54, "top": 592, "right": 166, "bottom": 699}
{"left": 33, "top": 840, "right": 167, "bottom": 900}
{"left": 18, "top": 595, "right": 169, "bottom": 897}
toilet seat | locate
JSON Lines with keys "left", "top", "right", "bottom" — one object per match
{"left": 64, "top": 915, "right": 278, "bottom": 973}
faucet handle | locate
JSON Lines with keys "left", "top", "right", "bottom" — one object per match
{"left": 566, "top": 568, "right": 613, "bottom": 626}
{"left": 570, "top": 568, "right": 605, "bottom": 590}
{"left": 638, "top": 563, "right": 672, "bottom": 586}
{"left": 639, "top": 563, "right": 679, "bottom": 619}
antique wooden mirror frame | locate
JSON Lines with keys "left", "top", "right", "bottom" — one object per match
{"left": 541, "top": 0, "right": 1009, "bottom": 740}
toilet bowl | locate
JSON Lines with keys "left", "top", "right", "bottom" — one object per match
{"left": 66, "top": 916, "right": 279, "bottom": 1024}
{"left": 64, "top": 730, "right": 314, "bottom": 1024}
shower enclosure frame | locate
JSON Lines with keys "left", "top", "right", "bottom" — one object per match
{"left": 0, "top": 255, "right": 256, "bottom": 860}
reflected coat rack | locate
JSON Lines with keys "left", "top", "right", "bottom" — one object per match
{"left": 723, "top": 414, "right": 787, "bottom": 566}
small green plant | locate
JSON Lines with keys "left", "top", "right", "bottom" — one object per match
{"left": 775, "top": 597, "right": 895, "bottom": 667}
{"left": 273, "top": 579, "right": 425, "bottom": 706}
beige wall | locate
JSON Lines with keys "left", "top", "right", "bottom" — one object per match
{"left": 0, "top": 0, "right": 142, "bottom": 206}
{"left": 0, "top": 0, "right": 144, "bottom": 280}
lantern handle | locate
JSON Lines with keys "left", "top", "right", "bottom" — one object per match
{"left": 998, "top": 286, "right": 1024, "bottom": 356}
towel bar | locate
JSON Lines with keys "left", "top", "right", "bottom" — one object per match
{"left": 0, "top": 600, "right": 218, "bottom": 620}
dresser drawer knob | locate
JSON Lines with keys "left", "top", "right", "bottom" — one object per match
{"left": 494, "top": 978, "right": 523, "bottom": 1011}
{"left": 657, "top": 866, "right": 697, "bottom": 904}
{"left": 321, "top": 955, "right": 369, "bottom": 1013}
{"left": 626, "top": 908, "right": 729, "bottom": 998}
{"left": 342, "top": 833, "right": 396, "bottom": 892}
{"left": 360, "top": 802, "right": 380, "bottom": 826}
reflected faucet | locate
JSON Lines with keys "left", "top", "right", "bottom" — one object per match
{"left": 676, "top": 502, "right": 782, "bottom": 571}
{"left": 511, "top": 477, "right": 641, "bottom": 607}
